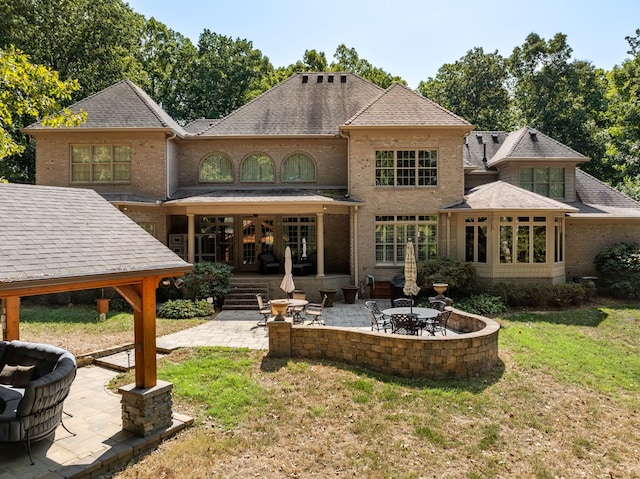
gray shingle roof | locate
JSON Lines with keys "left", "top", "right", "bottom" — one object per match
{"left": 167, "top": 188, "right": 358, "bottom": 205}
{"left": 464, "top": 131, "right": 509, "bottom": 169}
{"left": 345, "top": 83, "right": 472, "bottom": 128}
{"left": 0, "top": 184, "right": 190, "bottom": 288}
{"left": 24, "top": 79, "right": 187, "bottom": 136}
{"left": 488, "top": 126, "right": 588, "bottom": 167}
{"left": 196, "top": 73, "right": 384, "bottom": 137}
{"left": 568, "top": 168, "right": 640, "bottom": 217}
{"left": 444, "top": 181, "right": 578, "bottom": 211}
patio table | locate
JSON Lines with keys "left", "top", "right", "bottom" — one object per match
{"left": 382, "top": 307, "right": 440, "bottom": 335}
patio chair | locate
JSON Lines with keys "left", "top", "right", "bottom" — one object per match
{"left": 305, "top": 294, "right": 327, "bottom": 325}
{"left": 393, "top": 297, "right": 414, "bottom": 308}
{"left": 289, "top": 291, "right": 307, "bottom": 324}
{"left": 256, "top": 293, "right": 271, "bottom": 326}
{"left": 429, "top": 299, "right": 447, "bottom": 311}
{"left": 433, "top": 310, "right": 451, "bottom": 336}
{"left": 390, "top": 313, "right": 420, "bottom": 335}
{"left": 364, "top": 300, "right": 390, "bottom": 332}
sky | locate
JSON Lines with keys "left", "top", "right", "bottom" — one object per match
{"left": 126, "top": 0, "right": 639, "bottom": 89}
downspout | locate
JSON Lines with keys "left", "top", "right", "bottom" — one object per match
{"left": 446, "top": 212, "right": 451, "bottom": 257}
{"left": 353, "top": 205, "right": 359, "bottom": 286}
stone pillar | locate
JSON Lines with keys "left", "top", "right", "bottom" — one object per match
{"left": 268, "top": 319, "right": 292, "bottom": 358}
{"left": 187, "top": 214, "right": 195, "bottom": 264}
{"left": 316, "top": 211, "right": 325, "bottom": 277}
{"left": 119, "top": 380, "right": 174, "bottom": 436}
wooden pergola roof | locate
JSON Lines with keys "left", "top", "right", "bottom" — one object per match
{"left": 0, "top": 184, "right": 192, "bottom": 388}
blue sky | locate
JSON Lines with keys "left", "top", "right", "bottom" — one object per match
{"left": 127, "top": 0, "right": 639, "bottom": 88}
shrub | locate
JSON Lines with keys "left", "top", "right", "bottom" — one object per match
{"left": 182, "top": 262, "right": 233, "bottom": 304}
{"left": 158, "top": 299, "right": 215, "bottom": 319}
{"left": 416, "top": 257, "right": 478, "bottom": 297}
{"left": 455, "top": 293, "right": 507, "bottom": 316}
{"left": 489, "top": 281, "right": 592, "bottom": 309}
{"left": 595, "top": 242, "right": 640, "bottom": 298}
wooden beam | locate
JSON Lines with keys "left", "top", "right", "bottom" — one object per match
{"left": 133, "top": 278, "right": 158, "bottom": 389}
{"left": 2, "top": 297, "right": 20, "bottom": 341}
{"left": 115, "top": 285, "right": 142, "bottom": 312}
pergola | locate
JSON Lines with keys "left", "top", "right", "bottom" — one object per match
{"left": 0, "top": 183, "right": 192, "bottom": 389}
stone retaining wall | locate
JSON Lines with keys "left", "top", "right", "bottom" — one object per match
{"left": 268, "top": 308, "right": 500, "bottom": 379}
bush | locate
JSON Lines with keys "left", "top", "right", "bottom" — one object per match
{"left": 416, "top": 257, "right": 478, "bottom": 297}
{"left": 158, "top": 299, "right": 215, "bottom": 319}
{"left": 455, "top": 293, "right": 507, "bottom": 316}
{"left": 595, "top": 242, "right": 640, "bottom": 298}
{"left": 182, "top": 262, "right": 233, "bottom": 304}
{"left": 489, "top": 281, "right": 592, "bottom": 309}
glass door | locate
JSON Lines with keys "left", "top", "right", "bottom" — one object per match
{"left": 240, "top": 217, "right": 275, "bottom": 271}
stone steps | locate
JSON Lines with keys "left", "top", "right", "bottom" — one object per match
{"left": 223, "top": 279, "right": 270, "bottom": 310}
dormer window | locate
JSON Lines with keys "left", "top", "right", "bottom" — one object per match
{"left": 520, "top": 167, "right": 565, "bottom": 199}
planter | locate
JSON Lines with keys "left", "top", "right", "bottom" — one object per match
{"left": 270, "top": 299, "right": 289, "bottom": 321}
{"left": 341, "top": 285, "right": 359, "bottom": 304}
{"left": 318, "top": 289, "right": 337, "bottom": 307}
{"left": 95, "top": 298, "right": 111, "bottom": 315}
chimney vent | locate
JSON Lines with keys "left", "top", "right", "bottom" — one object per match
{"left": 302, "top": 75, "right": 308, "bottom": 84}
{"left": 340, "top": 75, "right": 347, "bottom": 83}
{"left": 317, "top": 75, "right": 323, "bottom": 83}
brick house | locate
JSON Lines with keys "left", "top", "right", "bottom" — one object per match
{"left": 24, "top": 72, "right": 640, "bottom": 296}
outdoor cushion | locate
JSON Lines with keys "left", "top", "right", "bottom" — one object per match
{"left": 12, "top": 365, "right": 36, "bottom": 388}
{"left": 0, "top": 365, "right": 17, "bottom": 385}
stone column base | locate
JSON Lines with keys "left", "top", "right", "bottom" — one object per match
{"left": 119, "top": 380, "right": 173, "bottom": 436}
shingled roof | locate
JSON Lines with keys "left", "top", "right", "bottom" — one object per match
{"left": 24, "top": 79, "right": 187, "bottom": 136}
{"left": 344, "top": 83, "right": 472, "bottom": 128}
{"left": 488, "top": 126, "right": 588, "bottom": 167}
{"left": 567, "top": 169, "right": 640, "bottom": 217}
{"left": 195, "top": 73, "right": 383, "bottom": 137}
{"left": 0, "top": 184, "right": 190, "bottom": 291}
{"left": 444, "top": 181, "right": 578, "bottom": 212}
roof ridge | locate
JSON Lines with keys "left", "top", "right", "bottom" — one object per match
{"left": 405, "top": 84, "right": 472, "bottom": 125}
{"left": 124, "top": 80, "right": 185, "bottom": 134}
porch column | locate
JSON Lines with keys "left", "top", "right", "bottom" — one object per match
{"left": 187, "top": 214, "right": 195, "bottom": 264}
{"left": 1, "top": 297, "right": 20, "bottom": 341}
{"left": 316, "top": 212, "right": 325, "bottom": 277}
{"left": 133, "top": 278, "right": 158, "bottom": 389}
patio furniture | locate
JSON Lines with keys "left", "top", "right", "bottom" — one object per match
{"left": 289, "top": 292, "right": 308, "bottom": 324}
{"left": 364, "top": 300, "right": 390, "bottom": 332}
{"left": 429, "top": 299, "right": 447, "bottom": 312}
{"left": 433, "top": 310, "right": 451, "bottom": 336}
{"left": 392, "top": 297, "right": 414, "bottom": 308}
{"left": 256, "top": 293, "right": 271, "bottom": 326}
{"left": 0, "top": 340, "right": 77, "bottom": 464}
{"left": 390, "top": 313, "right": 420, "bottom": 335}
{"left": 305, "top": 294, "right": 327, "bottom": 325}
{"left": 258, "top": 252, "right": 280, "bottom": 274}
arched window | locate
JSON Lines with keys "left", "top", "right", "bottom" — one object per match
{"left": 282, "top": 153, "right": 316, "bottom": 182}
{"left": 241, "top": 153, "right": 274, "bottom": 182}
{"left": 200, "top": 153, "right": 233, "bottom": 183}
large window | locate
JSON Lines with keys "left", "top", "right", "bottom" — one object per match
{"left": 465, "top": 217, "right": 487, "bottom": 263}
{"left": 375, "top": 150, "right": 438, "bottom": 187}
{"left": 71, "top": 145, "right": 131, "bottom": 183}
{"left": 283, "top": 216, "right": 316, "bottom": 261}
{"left": 519, "top": 167, "right": 565, "bottom": 199}
{"left": 241, "top": 153, "right": 274, "bottom": 182}
{"left": 499, "top": 216, "right": 546, "bottom": 264}
{"left": 200, "top": 153, "right": 233, "bottom": 183}
{"left": 375, "top": 215, "right": 437, "bottom": 265}
{"left": 282, "top": 153, "right": 316, "bottom": 182}
{"left": 199, "top": 216, "right": 234, "bottom": 263}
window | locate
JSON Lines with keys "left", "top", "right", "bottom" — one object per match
{"left": 241, "top": 153, "right": 274, "bottom": 182}
{"left": 554, "top": 217, "right": 564, "bottom": 263}
{"left": 499, "top": 216, "right": 546, "bottom": 264}
{"left": 138, "top": 223, "right": 155, "bottom": 237}
{"left": 199, "top": 216, "right": 234, "bottom": 263}
{"left": 282, "top": 153, "right": 316, "bottom": 182}
{"left": 519, "top": 167, "right": 565, "bottom": 199}
{"left": 200, "top": 153, "right": 233, "bottom": 183}
{"left": 465, "top": 217, "right": 487, "bottom": 263}
{"left": 375, "top": 215, "right": 437, "bottom": 265}
{"left": 375, "top": 150, "right": 437, "bottom": 187}
{"left": 283, "top": 217, "right": 316, "bottom": 260}
{"left": 71, "top": 145, "right": 131, "bottom": 183}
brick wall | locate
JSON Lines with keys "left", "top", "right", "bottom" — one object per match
{"left": 268, "top": 307, "right": 499, "bottom": 379}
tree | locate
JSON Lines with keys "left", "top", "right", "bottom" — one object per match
{"left": 509, "top": 33, "right": 607, "bottom": 168}
{"left": 178, "top": 30, "right": 272, "bottom": 120}
{"left": 0, "top": 0, "right": 146, "bottom": 99}
{"left": 417, "top": 47, "right": 511, "bottom": 129}
{"left": 0, "top": 47, "right": 86, "bottom": 180}
{"left": 330, "top": 44, "right": 405, "bottom": 88}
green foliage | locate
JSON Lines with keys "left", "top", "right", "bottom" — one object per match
{"left": 595, "top": 242, "right": 640, "bottom": 298}
{"left": 416, "top": 257, "right": 478, "bottom": 296}
{"left": 489, "top": 281, "right": 593, "bottom": 308}
{"left": 455, "top": 293, "right": 507, "bottom": 316}
{"left": 182, "top": 261, "right": 232, "bottom": 302}
{"left": 330, "top": 44, "right": 405, "bottom": 88}
{"left": 157, "top": 299, "right": 214, "bottom": 319}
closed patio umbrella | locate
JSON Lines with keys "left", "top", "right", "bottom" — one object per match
{"left": 280, "top": 246, "right": 296, "bottom": 295}
{"left": 403, "top": 238, "right": 420, "bottom": 311}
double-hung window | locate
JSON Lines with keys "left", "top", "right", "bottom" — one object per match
{"left": 71, "top": 145, "right": 131, "bottom": 183}
{"left": 375, "top": 215, "right": 437, "bottom": 266}
{"left": 519, "top": 167, "right": 565, "bottom": 199}
{"left": 375, "top": 150, "right": 438, "bottom": 186}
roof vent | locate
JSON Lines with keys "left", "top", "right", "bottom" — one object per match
{"left": 317, "top": 75, "right": 323, "bottom": 83}
{"left": 328, "top": 75, "right": 334, "bottom": 83}
{"left": 476, "top": 134, "right": 484, "bottom": 144}
{"left": 529, "top": 131, "right": 538, "bottom": 142}
{"left": 491, "top": 134, "right": 499, "bottom": 143}
{"left": 302, "top": 75, "right": 308, "bottom": 84}
{"left": 340, "top": 75, "right": 347, "bottom": 83}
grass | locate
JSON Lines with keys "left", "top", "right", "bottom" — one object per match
{"left": 17, "top": 301, "right": 640, "bottom": 478}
